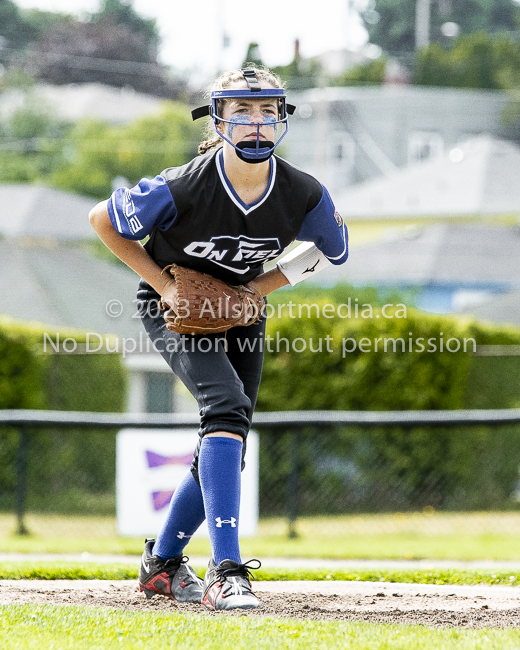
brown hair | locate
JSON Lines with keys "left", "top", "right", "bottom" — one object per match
{"left": 198, "top": 66, "right": 284, "bottom": 155}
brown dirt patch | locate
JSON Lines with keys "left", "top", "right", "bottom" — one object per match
{"left": 1, "top": 580, "right": 520, "bottom": 628}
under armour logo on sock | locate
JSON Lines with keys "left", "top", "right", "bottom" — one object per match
{"left": 177, "top": 531, "right": 192, "bottom": 539}
{"left": 215, "top": 517, "right": 237, "bottom": 528}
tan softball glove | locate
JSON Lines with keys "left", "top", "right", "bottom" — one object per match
{"left": 160, "top": 264, "right": 265, "bottom": 334}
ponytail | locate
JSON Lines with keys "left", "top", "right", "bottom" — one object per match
{"left": 198, "top": 135, "right": 223, "bottom": 155}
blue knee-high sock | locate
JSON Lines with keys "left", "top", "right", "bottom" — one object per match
{"left": 153, "top": 470, "right": 206, "bottom": 559}
{"left": 198, "top": 436, "right": 242, "bottom": 565}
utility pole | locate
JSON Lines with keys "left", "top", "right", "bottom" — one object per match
{"left": 415, "top": 0, "right": 431, "bottom": 49}
{"left": 345, "top": 0, "right": 353, "bottom": 50}
{"left": 216, "top": 0, "right": 230, "bottom": 74}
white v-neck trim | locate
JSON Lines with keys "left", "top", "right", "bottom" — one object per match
{"left": 216, "top": 150, "right": 277, "bottom": 216}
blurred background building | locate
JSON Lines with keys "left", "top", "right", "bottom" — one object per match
{"left": 285, "top": 87, "right": 520, "bottom": 196}
{"left": 0, "top": 184, "right": 194, "bottom": 414}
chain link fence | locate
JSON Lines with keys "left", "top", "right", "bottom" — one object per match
{"left": 259, "top": 424, "right": 520, "bottom": 519}
{"left": 1, "top": 410, "right": 520, "bottom": 538}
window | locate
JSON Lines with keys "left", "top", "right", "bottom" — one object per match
{"left": 408, "top": 132, "right": 443, "bottom": 164}
{"left": 327, "top": 132, "right": 355, "bottom": 169}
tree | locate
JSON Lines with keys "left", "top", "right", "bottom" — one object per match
{"left": 0, "top": 0, "right": 37, "bottom": 64}
{"left": 331, "top": 56, "right": 389, "bottom": 86}
{"left": 0, "top": 2, "right": 71, "bottom": 67}
{"left": 5, "top": 0, "right": 185, "bottom": 98}
{"left": 51, "top": 102, "right": 201, "bottom": 199}
{"left": 242, "top": 42, "right": 263, "bottom": 68}
{"left": 90, "top": 0, "right": 159, "bottom": 59}
{"left": 0, "top": 93, "right": 201, "bottom": 194}
{"left": 362, "top": 0, "right": 520, "bottom": 55}
{"left": 24, "top": 16, "right": 173, "bottom": 96}
{"left": 0, "top": 93, "right": 71, "bottom": 184}
{"left": 413, "top": 31, "right": 520, "bottom": 90}
{"left": 272, "top": 42, "right": 324, "bottom": 90}
{"left": 22, "top": 8, "right": 72, "bottom": 37}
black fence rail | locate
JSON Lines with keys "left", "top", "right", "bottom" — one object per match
{"left": 1, "top": 408, "right": 520, "bottom": 537}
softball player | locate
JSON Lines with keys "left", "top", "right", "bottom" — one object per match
{"left": 89, "top": 66, "right": 349, "bottom": 611}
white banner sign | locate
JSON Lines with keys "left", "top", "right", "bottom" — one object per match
{"left": 116, "top": 429, "right": 258, "bottom": 537}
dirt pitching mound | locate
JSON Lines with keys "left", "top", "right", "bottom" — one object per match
{"left": 1, "top": 580, "right": 520, "bottom": 628}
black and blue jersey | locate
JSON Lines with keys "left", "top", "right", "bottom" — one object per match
{"left": 107, "top": 149, "right": 348, "bottom": 286}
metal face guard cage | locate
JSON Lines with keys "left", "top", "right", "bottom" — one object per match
{"left": 192, "top": 69, "right": 296, "bottom": 163}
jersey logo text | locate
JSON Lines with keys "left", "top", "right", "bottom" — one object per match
{"left": 122, "top": 189, "right": 143, "bottom": 235}
{"left": 184, "top": 235, "right": 281, "bottom": 274}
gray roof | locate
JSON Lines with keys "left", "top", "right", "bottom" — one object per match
{"left": 0, "top": 239, "right": 144, "bottom": 338}
{"left": 335, "top": 136, "right": 520, "bottom": 219}
{"left": 315, "top": 223, "right": 520, "bottom": 287}
{"left": 0, "top": 83, "right": 162, "bottom": 125}
{"left": 464, "top": 288, "right": 520, "bottom": 327}
{"left": 0, "top": 185, "right": 98, "bottom": 240}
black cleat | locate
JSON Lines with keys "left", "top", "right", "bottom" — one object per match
{"left": 202, "top": 558, "right": 261, "bottom": 610}
{"left": 138, "top": 538, "right": 203, "bottom": 603}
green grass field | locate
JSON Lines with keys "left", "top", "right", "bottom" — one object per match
{"left": 2, "top": 511, "right": 520, "bottom": 561}
{"left": 2, "top": 561, "right": 520, "bottom": 586}
{"left": 1, "top": 604, "right": 520, "bottom": 650}
{"left": 3, "top": 511, "right": 520, "bottom": 649}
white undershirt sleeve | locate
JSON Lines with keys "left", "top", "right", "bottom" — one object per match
{"left": 276, "top": 242, "right": 332, "bottom": 286}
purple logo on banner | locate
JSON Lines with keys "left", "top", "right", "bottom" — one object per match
{"left": 146, "top": 451, "right": 193, "bottom": 468}
{"left": 146, "top": 450, "right": 193, "bottom": 511}
{"left": 152, "top": 490, "right": 174, "bottom": 511}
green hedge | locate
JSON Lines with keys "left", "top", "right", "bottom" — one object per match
{"left": 0, "top": 318, "right": 47, "bottom": 410}
{"left": 0, "top": 317, "right": 127, "bottom": 513}
{"left": 256, "top": 292, "right": 520, "bottom": 513}
{"left": 258, "top": 294, "right": 520, "bottom": 411}
{"left": 0, "top": 316, "right": 126, "bottom": 411}
{"left": 3, "top": 294, "right": 520, "bottom": 516}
